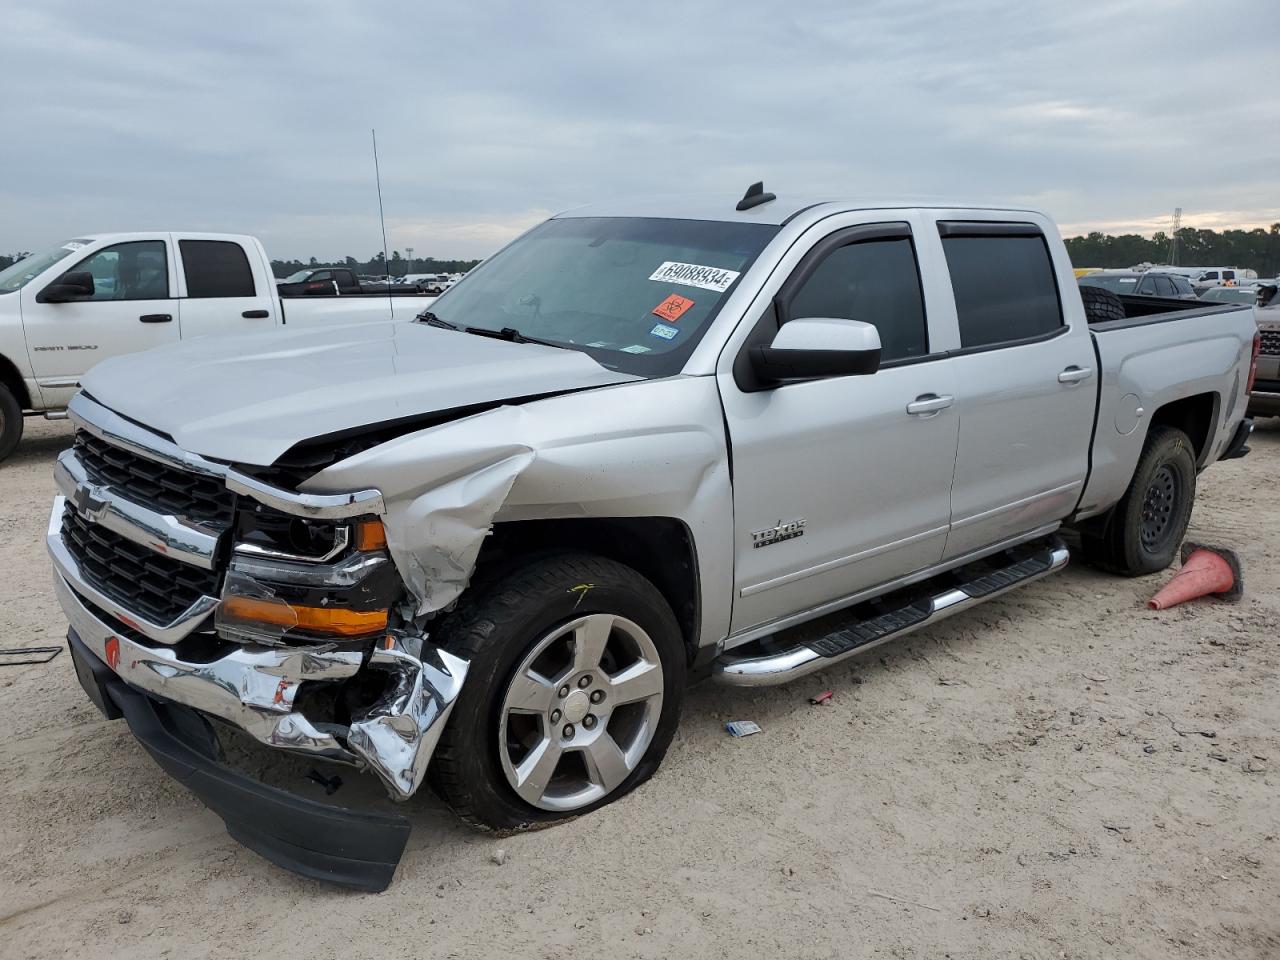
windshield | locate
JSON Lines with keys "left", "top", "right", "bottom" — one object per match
{"left": 281, "top": 270, "right": 312, "bottom": 283}
{"left": 0, "top": 240, "right": 91, "bottom": 294}
{"left": 1078, "top": 274, "right": 1139, "bottom": 293}
{"left": 425, "top": 216, "right": 778, "bottom": 376}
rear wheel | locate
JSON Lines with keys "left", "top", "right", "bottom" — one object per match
{"left": 0, "top": 384, "right": 24, "bottom": 464}
{"left": 1082, "top": 426, "right": 1196, "bottom": 576}
{"left": 430, "top": 553, "right": 685, "bottom": 830}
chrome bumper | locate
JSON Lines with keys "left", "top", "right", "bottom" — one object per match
{"left": 50, "top": 507, "right": 468, "bottom": 801}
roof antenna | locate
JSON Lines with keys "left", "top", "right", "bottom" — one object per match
{"left": 371, "top": 128, "right": 395, "bottom": 318}
{"left": 736, "top": 181, "right": 776, "bottom": 211}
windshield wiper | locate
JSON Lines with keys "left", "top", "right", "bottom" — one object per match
{"left": 416, "top": 313, "right": 566, "bottom": 350}
{"left": 416, "top": 311, "right": 457, "bottom": 330}
{"left": 463, "top": 326, "right": 568, "bottom": 350}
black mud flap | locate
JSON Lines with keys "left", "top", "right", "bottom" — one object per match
{"left": 1220, "top": 418, "right": 1253, "bottom": 461}
{"left": 68, "top": 629, "right": 411, "bottom": 892}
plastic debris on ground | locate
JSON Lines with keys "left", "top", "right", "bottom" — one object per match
{"left": 808, "top": 690, "right": 834, "bottom": 705}
{"left": 0, "top": 646, "right": 62, "bottom": 666}
{"left": 725, "top": 720, "right": 762, "bottom": 737}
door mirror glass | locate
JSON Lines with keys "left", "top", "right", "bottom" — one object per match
{"left": 750, "top": 317, "right": 882, "bottom": 384}
{"left": 38, "top": 270, "right": 96, "bottom": 303}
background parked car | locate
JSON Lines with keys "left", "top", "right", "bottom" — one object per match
{"left": 1199, "top": 285, "right": 1262, "bottom": 304}
{"left": 1078, "top": 271, "right": 1197, "bottom": 299}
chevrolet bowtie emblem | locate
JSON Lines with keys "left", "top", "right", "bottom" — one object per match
{"left": 69, "top": 484, "right": 109, "bottom": 523}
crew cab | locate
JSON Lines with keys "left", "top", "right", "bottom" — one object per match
{"left": 48, "top": 190, "right": 1258, "bottom": 890}
{"left": 0, "top": 233, "right": 429, "bottom": 461}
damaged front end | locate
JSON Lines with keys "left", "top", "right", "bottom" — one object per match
{"left": 48, "top": 393, "right": 470, "bottom": 889}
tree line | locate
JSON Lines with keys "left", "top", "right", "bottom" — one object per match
{"left": 269, "top": 252, "right": 482, "bottom": 279}
{"left": 1064, "top": 223, "right": 1280, "bottom": 276}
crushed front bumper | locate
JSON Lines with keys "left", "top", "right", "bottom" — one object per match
{"left": 67, "top": 629, "right": 410, "bottom": 891}
{"left": 49, "top": 501, "right": 469, "bottom": 800}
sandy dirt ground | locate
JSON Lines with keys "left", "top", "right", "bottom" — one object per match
{"left": 1, "top": 416, "right": 1277, "bottom": 959}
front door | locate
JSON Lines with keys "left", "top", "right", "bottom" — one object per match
{"left": 21, "top": 237, "right": 179, "bottom": 408}
{"left": 719, "top": 221, "right": 960, "bottom": 635}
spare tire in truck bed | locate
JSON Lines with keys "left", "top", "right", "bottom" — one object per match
{"left": 1079, "top": 285, "right": 1126, "bottom": 324}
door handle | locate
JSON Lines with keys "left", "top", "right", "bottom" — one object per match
{"left": 905, "top": 394, "right": 954, "bottom": 416}
{"left": 139, "top": 314, "right": 172, "bottom": 323}
{"left": 1058, "top": 365, "right": 1093, "bottom": 384}
{"left": 242, "top": 309, "right": 270, "bottom": 319}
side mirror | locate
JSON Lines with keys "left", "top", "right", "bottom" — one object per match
{"left": 38, "top": 271, "right": 95, "bottom": 303}
{"left": 750, "top": 317, "right": 882, "bottom": 384}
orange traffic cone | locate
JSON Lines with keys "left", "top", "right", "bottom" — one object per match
{"left": 1147, "top": 542, "right": 1243, "bottom": 610}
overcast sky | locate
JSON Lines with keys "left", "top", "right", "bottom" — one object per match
{"left": 1, "top": 0, "right": 1277, "bottom": 261}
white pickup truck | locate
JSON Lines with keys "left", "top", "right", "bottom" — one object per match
{"left": 0, "top": 232, "right": 430, "bottom": 460}
{"left": 48, "top": 190, "right": 1259, "bottom": 889}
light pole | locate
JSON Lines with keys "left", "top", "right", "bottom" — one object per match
{"left": 405, "top": 246, "right": 414, "bottom": 275}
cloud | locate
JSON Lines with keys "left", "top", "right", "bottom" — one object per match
{"left": 1, "top": 0, "right": 1277, "bottom": 259}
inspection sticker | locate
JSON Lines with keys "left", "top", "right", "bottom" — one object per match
{"left": 649, "top": 323, "right": 680, "bottom": 341}
{"left": 652, "top": 293, "right": 695, "bottom": 323}
{"left": 648, "top": 261, "right": 740, "bottom": 293}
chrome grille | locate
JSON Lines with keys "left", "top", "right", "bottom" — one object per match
{"left": 75, "top": 429, "right": 235, "bottom": 526}
{"left": 61, "top": 504, "right": 220, "bottom": 625}
{"left": 1259, "top": 329, "right": 1280, "bottom": 357}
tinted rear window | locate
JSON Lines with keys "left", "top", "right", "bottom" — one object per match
{"left": 180, "top": 240, "right": 256, "bottom": 298}
{"left": 942, "top": 234, "right": 1063, "bottom": 348}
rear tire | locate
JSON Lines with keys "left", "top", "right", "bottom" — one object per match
{"left": 429, "top": 552, "right": 685, "bottom": 831}
{"left": 0, "top": 385, "right": 23, "bottom": 464}
{"left": 1082, "top": 426, "right": 1196, "bottom": 576}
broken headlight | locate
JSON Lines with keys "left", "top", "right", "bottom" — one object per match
{"left": 216, "top": 504, "right": 400, "bottom": 645}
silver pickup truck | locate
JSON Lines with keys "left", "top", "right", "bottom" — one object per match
{"left": 48, "top": 189, "right": 1259, "bottom": 890}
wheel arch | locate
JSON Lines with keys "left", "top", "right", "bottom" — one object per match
{"left": 473, "top": 517, "right": 702, "bottom": 664}
{"left": 0, "top": 352, "right": 32, "bottom": 410}
{"left": 1147, "top": 391, "right": 1218, "bottom": 467}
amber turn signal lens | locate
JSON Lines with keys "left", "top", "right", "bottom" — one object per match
{"left": 355, "top": 518, "right": 388, "bottom": 552}
{"left": 220, "top": 595, "right": 388, "bottom": 637}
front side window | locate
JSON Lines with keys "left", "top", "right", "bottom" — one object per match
{"left": 785, "top": 238, "right": 928, "bottom": 362}
{"left": 0, "top": 240, "right": 90, "bottom": 294}
{"left": 941, "top": 233, "right": 1063, "bottom": 349}
{"left": 428, "top": 216, "right": 778, "bottom": 377}
{"left": 180, "top": 240, "right": 256, "bottom": 298}
{"left": 62, "top": 241, "right": 168, "bottom": 301}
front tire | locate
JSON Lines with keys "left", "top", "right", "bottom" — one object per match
{"left": 1082, "top": 426, "right": 1197, "bottom": 576}
{"left": 430, "top": 553, "right": 685, "bottom": 830}
{"left": 0, "top": 384, "right": 23, "bottom": 464}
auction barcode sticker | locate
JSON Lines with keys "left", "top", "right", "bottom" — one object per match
{"left": 648, "top": 261, "right": 740, "bottom": 293}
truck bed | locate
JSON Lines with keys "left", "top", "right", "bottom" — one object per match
{"left": 1076, "top": 298, "right": 1255, "bottom": 519}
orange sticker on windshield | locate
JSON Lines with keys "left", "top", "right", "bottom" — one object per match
{"left": 652, "top": 294, "right": 694, "bottom": 323}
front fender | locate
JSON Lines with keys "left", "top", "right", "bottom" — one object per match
{"left": 302, "top": 377, "right": 734, "bottom": 647}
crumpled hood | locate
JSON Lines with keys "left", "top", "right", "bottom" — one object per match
{"left": 81, "top": 321, "right": 637, "bottom": 465}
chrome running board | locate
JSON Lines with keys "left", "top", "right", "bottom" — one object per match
{"left": 713, "top": 536, "right": 1070, "bottom": 687}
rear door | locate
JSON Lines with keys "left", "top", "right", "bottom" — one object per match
{"left": 20, "top": 236, "right": 179, "bottom": 407}
{"left": 718, "top": 215, "right": 961, "bottom": 634}
{"left": 931, "top": 220, "right": 1097, "bottom": 559}
{"left": 175, "top": 236, "right": 278, "bottom": 339}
